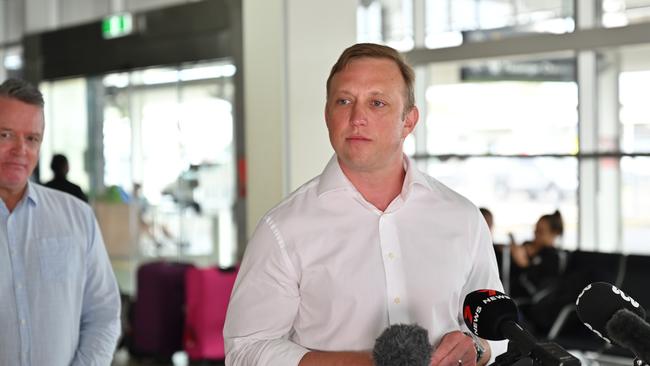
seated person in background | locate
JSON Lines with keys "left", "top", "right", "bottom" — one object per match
{"left": 44, "top": 153, "right": 88, "bottom": 202}
{"left": 509, "top": 210, "right": 564, "bottom": 299}
{"left": 479, "top": 207, "right": 493, "bottom": 232}
{"left": 480, "top": 207, "right": 510, "bottom": 290}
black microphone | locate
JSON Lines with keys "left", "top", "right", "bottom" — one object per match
{"left": 372, "top": 324, "right": 432, "bottom": 366}
{"left": 463, "top": 289, "right": 579, "bottom": 366}
{"left": 575, "top": 282, "right": 646, "bottom": 343}
{"left": 606, "top": 309, "right": 650, "bottom": 365}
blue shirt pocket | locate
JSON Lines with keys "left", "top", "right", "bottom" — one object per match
{"left": 38, "top": 236, "right": 74, "bottom": 281}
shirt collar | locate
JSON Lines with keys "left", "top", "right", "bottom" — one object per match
{"left": 316, "top": 154, "right": 433, "bottom": 199}
{"left": 400, "top": 155, "right": 433, "bottom": 199}
{"left": 25, "top": 180, "right": 39, "bottom": 206}
{"left": 316, "top": 155, "right": 353, "bottom": 197}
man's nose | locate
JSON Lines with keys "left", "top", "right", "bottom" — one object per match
{"left": 10, "top": 137, "right": 27, "bottom": 154}
{"left": 350, "top": 103, "right": 367, "bottom": 127}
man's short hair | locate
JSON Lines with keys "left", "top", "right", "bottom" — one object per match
{"left": 326, "top": 43, "right": 415, "bottom": 113}
{"left": 0, "top": 78, "right": 44, "bottom": 107}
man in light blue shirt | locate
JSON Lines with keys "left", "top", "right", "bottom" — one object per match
{"left": 0, "top": 78, "right": 121, "bottom": 365}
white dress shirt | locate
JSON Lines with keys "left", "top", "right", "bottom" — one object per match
{"left": 0, "top": 182, "right": 121, "bottom": 366}
{"left": 224, "top": 156, "right": 504, "bottom": 366}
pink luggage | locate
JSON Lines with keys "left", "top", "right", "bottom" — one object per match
{"left": 183, "top": 266, "right": 238, "bottom": 361}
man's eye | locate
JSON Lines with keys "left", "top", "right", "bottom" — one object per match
{"left": 336, "top": 99, "right": 351, "bottom": 105}
{"left": 0, "top": 132, "right": 12, "bottom": 139}
{"left": 372, "top": 100, "right": 385, "bottom": 107}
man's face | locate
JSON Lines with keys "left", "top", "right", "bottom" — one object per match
{"left": 0, "top": 97, "right": 44, "bottom": 197}
{"left": 325, "top": 57, "right": 418, "bottom": 174}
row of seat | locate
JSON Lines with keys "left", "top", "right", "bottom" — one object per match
{"left": 494, "top": 246, "right": 650, "bottom": 354}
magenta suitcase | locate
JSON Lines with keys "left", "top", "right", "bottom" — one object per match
{"left": 183, "top": 266, "right": 238, "bottom": 361}
{"left": 130, "top": 261, "right": 194, "bottom": 361}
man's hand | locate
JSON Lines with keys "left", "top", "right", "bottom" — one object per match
{"left": 429, "top": 331, "right": 476, "bottom": 366}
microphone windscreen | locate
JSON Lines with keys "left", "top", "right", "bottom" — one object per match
{"left": 606, "top": 309, "right": 650, "bottom": 362}
{"left": 373, "top": 324, "right": 432, "bottom": 366}
{"left": 463, "top": 289, "right": 519, "bottom": 341}
{"left": 576, "top": 282, "right": 646, "bottom": 342}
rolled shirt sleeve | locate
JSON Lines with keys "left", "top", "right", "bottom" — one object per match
{"left": 224, "top": 218, "right": 309, "bottom": 366}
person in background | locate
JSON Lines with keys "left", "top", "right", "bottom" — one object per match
{"left": 224, "top": 43, "right": 504, "bottom": 366}
{"left": 0, "top": 78, "right": 121, "bottom": 365}
{"left": 479, "top": 207, "right": 493, "bottom": 233}
{"left": 509, "top": 210, "right": 564, "bottom": 298}
{"left": 480, "top": 207, "right": 509, "bottom": 289}
{"left": 44, "top": 153, "right": 88, "bottom": 202}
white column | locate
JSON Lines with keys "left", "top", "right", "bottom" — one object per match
{"left": 243, "top": 0, "right": 356, "bottom": 237}
{"left": 576, "top": 0, "right": 599, "bottom": 250}
{"left": 243, "top": 0, "right": 289, "bottom": 236}
{"left": 596, "top": 51, "right": 622, "bottom": 252}
{"left": 286, "top": 0, "right": 357, "bottom": 191}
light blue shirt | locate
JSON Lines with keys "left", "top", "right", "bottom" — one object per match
{"left": 0, "top": 182, "right": 121, "bottom": 366}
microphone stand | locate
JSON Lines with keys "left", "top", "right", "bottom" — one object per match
{"left": 491, "top": 341, "right": 581, "bottom": 366}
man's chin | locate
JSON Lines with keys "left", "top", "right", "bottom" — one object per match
{"left": 0, "top": 177, "right": 29, "bottom": 191}
{"left": 338, "top": 156, "right": 379, "bottom": 173}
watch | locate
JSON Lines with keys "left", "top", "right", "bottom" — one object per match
{"left": 464, "top": 332, "right": 485, "bottom": 363}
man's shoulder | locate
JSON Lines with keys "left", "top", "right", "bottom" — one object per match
{"left": 265, "top": 175, "right": 322, "bottom": 220}
{"left": 416, "top": 170, "right": 476, "bottom": 208}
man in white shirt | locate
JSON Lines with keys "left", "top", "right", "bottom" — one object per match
{"left": 224, "top": 43, "right": 504, "bottom": 366}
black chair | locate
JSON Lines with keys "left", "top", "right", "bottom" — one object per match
{"left": 598, "top": 254, "right": 650, "bottom": 359}
{"left": 537, "top": 250, "right": 626, "bottom": 351}
{"left": 618, "top": 254, "right": 650, "bottom": 312}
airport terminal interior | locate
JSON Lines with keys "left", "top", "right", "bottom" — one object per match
{"left": 2, "top": 0, "right": 650, "bottom": 365}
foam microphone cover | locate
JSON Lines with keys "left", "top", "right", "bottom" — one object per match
{"left": 606, "top": 309, "right": 650, "bottom": 362}
{"left": 373, "top": 324, "right": 432, "bottom": 366}
{"left": 463, "top": 289, "right": 519, "bottom": 341}
{"left": 576, "top": 282, "right": 646, "bottom": 342}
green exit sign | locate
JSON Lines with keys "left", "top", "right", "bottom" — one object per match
{"left": 102, "top": 13, "right": 134, "bottom": 39}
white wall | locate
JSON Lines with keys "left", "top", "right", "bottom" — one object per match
{"left": 243, "top": 0, "right": 356, "bottom": 236}
{"left": 286, "top": 0, "right": 356, "bottom": 191}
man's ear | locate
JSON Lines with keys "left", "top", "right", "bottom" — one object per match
{"left": 402, "top": 106, "right": 419, "bottom": 137}
{"left": 324, "top": 102, "right": 329, "bottom": 124}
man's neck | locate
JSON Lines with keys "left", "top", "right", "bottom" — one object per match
{"left": 340, "top": 158, "right": 406, "bottom": 212}
{"left": 0, "top": 185, "right": 27, "bottom": 213}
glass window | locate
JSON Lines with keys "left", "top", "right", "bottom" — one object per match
{"left": 425, "top": 156, "right": 578, "bottom": 249}
{"left": 360, "top": 0, "right": 650, "bottom": 255}
{"left": 424, "top": 58, "right": 578, "bottom": 155}
{"left": 357, "top": 0, "right": 414, "bottom": 51}
{"left": 620, "top": 70, "right": 650, "bottom": 153}
{"left": 39, "top": 78, "right": 90, "bottom": 192}
{"left": 619, "top": 51, "right": 650, "bottom": 253}
{"left": 424, "top": 0, "right": 574, "bottom": 48}
{"left": 102, "top": 61, "right": 237, "bottom": 264}
{"left": 621, "top": 156, "right": 650, "bottom": 254}
{"left": 603, "top": 0, "right": 650, "bottom": 27}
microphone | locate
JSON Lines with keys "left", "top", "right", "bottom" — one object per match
{"left": 606, "top": 309, "right": 650, "bottom": 364}
{"left": 372, "top": 323, "right": 432, "bottom": 366}
{"left": 463, "top": 289, "right": 579, "bottom": 366}
{"left": 575, "top": 282, "right": 646, "bottom": 343}
{"left": 576, "top": 282, "right": 650, "bottom": 364}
